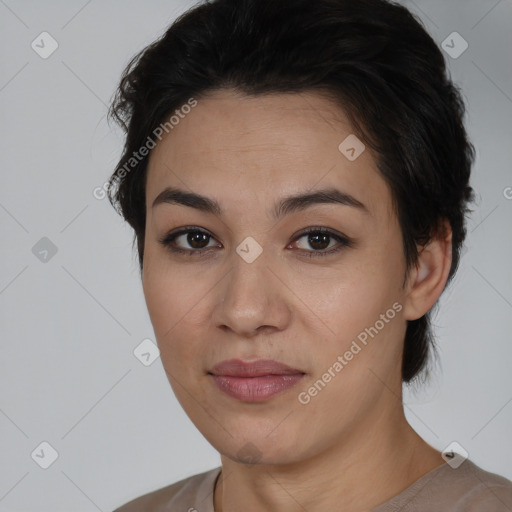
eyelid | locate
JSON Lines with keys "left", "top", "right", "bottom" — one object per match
{"left": 158, "top": 225, "right": 353, "bottom": 258}
{"left": 157, "top": 226, "right": 220, "bottom": 256}
{"left": 289, "top": 226, "right": 353, "bottom": 257}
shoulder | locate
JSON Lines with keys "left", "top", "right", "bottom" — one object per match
{"left": 372, "top": 459, "right": 512, "bottom": 512}
{"left": 452, "top": 460, "right": 512, "bottom": 511}
{"left": 112, "top": 466, "right": 221, "bottom": 512}
{"left": 412, "top": 459, "right": 512, "bottom": 512}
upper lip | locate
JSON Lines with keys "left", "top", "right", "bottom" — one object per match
{"left": 209, "top": 358, "right": 305, "bottom": 377}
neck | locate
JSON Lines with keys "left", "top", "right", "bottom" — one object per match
{"left": 213, "top": 403, "right": 443, "bottom": 512}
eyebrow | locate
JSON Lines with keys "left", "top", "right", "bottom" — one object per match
{"left": 151, "top": 186, "right": 369, "bottom": 219}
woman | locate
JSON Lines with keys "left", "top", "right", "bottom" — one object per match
{"left": 110, "top": 0, "right": 512, "bottom": 510}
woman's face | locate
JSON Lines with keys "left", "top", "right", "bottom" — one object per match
{"left": 142, "top": 90, "right": 413, "bottom": 465}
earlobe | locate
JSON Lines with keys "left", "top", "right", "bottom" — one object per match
{"left": 403, "top": 221, "right": 453, "bottom": 321}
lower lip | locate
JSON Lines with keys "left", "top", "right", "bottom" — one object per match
{"left": 210, "top": 374, "right": 305, "bottom": 402}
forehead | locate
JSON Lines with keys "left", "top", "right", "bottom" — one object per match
{"left": 145, "top": 89, "right": 393, "bottom": 222}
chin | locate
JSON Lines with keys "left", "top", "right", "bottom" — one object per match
{"left": 208, "top": 428, "right": 308, "bottom": 467}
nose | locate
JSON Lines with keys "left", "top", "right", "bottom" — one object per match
{"left": 213, "top": 251, "right": 291, "bottom": 338}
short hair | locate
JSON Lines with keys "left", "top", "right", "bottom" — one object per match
{"left": 107, "top": 0, "right": 475, "bottom": 384}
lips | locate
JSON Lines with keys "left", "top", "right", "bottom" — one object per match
{"left": 208, "top": 358, "right": 306, "bottom": 402}
{"left": 209, "top": 358, "right": 304, "bottom": 377}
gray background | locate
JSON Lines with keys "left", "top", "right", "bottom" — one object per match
{"left": 0, "top": 0, "right": 511, "bottom": 510}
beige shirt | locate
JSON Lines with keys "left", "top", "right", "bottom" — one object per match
{"left": 113, "top": 459, "right": 512, "bottom": 511}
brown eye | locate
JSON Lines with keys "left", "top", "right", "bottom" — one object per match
{"left": 302, "top": 232, "right": 331, "bottom": 250}
{"left": 158, "top": 226, "right": 352, "bottom": 259}
{"left": 291, "top": 227, "right": 353, "bottom": 258}
{"left": 158, "top": 227, "right": 220, "bottom": 256}
{"left": 183, "top": 231, "right": 210, "bottom": 249}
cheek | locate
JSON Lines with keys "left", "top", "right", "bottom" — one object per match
{"left": 304, "top": 245, "right": 405, "bottom": 367}
{"left": 315, "top": 259, "right": 395, "bottom": 326}
{"left": 143, "top": 256, "right": 174, "bottom": 330}
{"left": 142, "top": 251, "right": 213, "bottom": 363}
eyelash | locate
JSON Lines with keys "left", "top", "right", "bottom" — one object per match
{"left": 157, "top": 226, "right": 353, "bottom": 259}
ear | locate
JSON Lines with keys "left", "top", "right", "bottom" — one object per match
{"left": 402, "top": 220, "right": 453, "bottom": 321}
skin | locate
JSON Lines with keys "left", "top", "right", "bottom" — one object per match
{"left": 141, "top": 89, "right": 453, "bottom": 512}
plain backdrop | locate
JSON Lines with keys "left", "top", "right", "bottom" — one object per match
{"left": 0, "top": 0, "right": 511, "bottom": 510}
